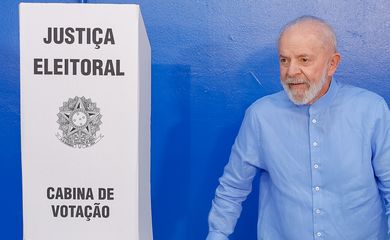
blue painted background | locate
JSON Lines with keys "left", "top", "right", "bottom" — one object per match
{"left": 1, "top": 0, "right": 389, "bottom": 239}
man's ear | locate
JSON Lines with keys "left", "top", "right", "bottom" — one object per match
{"left": 327, "top": 53, "right": 341, "bottom": 76}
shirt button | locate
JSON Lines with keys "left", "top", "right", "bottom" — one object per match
{"left": 313, "top": 141, "right": 318, "bottom": 147}
{"left": 312, "top": 118, "right": 317, "bottom": 124}
{"left": 315, "top": 209, "right": 321, "bottom": 214}
{"left": 314, "top": 164, "right": 319, "bottom": 169}
{"left": 316, "top": 232, "right": 322, "bottom": 237}
{"left": 315, "top": 186, "right": 320, "bottom": 192}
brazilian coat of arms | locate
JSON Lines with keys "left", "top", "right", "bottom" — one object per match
{"left": 56, "top": 96, "right": 103, "bottom": 148}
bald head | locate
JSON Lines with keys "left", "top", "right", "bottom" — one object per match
{"left": 279, "top": 16, "right": 337, "bottom": 53}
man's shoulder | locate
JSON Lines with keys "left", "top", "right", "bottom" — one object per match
{"left": 243, "top": 91, "right": 292, "bottom": 122}
{"left": 337, "top": 82, "right": 385, "bottom": 105}
{"left": 248, "top": 90, "right": 288, "bottom": 112}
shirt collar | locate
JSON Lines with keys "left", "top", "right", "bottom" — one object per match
{"left": 308, "top": 79, "right": 339, "bottom": 115}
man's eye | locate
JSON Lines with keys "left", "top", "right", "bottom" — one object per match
{"left": 280, "top": 58, "right": 288, "bottom": 64}
{"left": 300, "top": 57, "right": 309, "bottom": 63}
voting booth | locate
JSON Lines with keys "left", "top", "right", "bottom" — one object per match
{"left": 20, "top": 3, "right": 152, "bottom": 240}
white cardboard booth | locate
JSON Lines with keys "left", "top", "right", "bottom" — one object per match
{"left": 20, "top": 3, "right": 152, "bottom": 240}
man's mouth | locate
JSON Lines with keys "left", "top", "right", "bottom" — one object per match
{"left": 288, "top": 82, "right": 306, "bottom": 88}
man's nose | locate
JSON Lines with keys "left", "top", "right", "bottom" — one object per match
{"left": 286, "top": 61, "right": 301, "bottom": 77}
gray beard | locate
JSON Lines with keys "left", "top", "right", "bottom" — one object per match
{"left": 281, "top": 73, "right": 327, "bottom": 105}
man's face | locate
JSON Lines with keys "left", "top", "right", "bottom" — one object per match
{"left": 278, "top": 25, "right": 334, "bottom": 105}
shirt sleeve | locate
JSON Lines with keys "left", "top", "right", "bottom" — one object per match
{"left": 207, "top": 106, "right": 262, "bottom": 240}
{"left": 370, "top": 98, "right": 390, "bottom": 237}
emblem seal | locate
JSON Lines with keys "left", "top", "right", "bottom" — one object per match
{"left": 56, "top": 96, "right": 103, "bottom": 148}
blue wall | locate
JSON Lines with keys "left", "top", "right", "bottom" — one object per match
{"left": 1, "top": 0, "right": 389, "bottom": 239}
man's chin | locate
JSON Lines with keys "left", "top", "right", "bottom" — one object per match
{"left": 291, "top": 97, "right": 307, "bottom": 105}
{"left": 287, "top": 91, "right": 310, "bottom": 105}
{"left": 282, "top": 82, "right": 315, "bottom": 105}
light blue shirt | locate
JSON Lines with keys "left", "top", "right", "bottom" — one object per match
{"left": 207, "top": 80, "right": 390, "bottom": 240}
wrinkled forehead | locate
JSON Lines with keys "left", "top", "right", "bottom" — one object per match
{"left": 278, "top": 32, "right": 326, "bottom": 57}
{"left": 279, "top": 21, "right": 336, "bottom": 53}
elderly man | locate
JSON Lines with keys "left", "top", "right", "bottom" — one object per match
{"left": 207, "top": 16, "right": 390, "bottom": 240}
